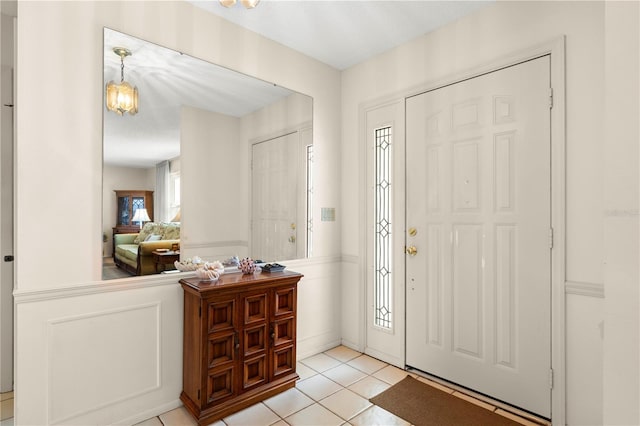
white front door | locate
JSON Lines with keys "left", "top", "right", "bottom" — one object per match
{"left": 405, "top": 56, "right": 552, "bottom": 417}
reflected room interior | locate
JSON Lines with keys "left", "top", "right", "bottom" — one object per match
{"left": 102, "top": 28, "right": 313, "bottom": 280}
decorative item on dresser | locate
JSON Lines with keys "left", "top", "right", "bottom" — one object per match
{"left": 180, "top": 270, "right": 303, "bottom": 425}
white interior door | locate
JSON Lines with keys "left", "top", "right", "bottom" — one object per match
{"left": 251, "top": 133, "right": 299, "bottom": 261}
{"left": 405, "top": 56, "right": 552, "bottom": 417}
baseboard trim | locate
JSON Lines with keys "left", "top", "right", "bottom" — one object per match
{"left": 114, "top": 398, "right": 182, "bottom": 426}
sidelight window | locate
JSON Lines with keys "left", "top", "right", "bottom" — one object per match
{"left": 374, "top": 126, "right": 392, "bottom": 329}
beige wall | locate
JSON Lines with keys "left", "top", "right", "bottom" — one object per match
{"left": 14, "top": 1, "right": 342, "bottom": 424}
{"left": 180, "top": 105, "right": 247, "bottom": 259}
{"left": 12, "top": 0, "right": 639, "bottom": 424}
{"left": 340, "top": 1, "right": 637, "bottom": 424}
{"left": 603, "top": 1, "right": 639, "bottom": 424}
{"left": 16, "top": 0, "right": 341, "bottom": 290}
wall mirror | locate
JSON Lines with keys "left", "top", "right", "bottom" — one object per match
{"left": 102, "top": 28, "right": 313, "bottom": 280}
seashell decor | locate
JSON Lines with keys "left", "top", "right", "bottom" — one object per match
{"left": 174, "top": 256, "right": 204, "bottom": 272}
{"left": 195, "top": 261, "right": 225, "bottom": 282}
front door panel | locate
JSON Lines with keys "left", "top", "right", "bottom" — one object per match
{"left": 405, "top": 56, "right": 552, "bottom": 417}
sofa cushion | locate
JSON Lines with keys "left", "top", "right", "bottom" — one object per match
{"left": 145, "top": 234, "right": 162, "bottom": 241}
{"left": 116, "top": 244, "right": 139, "bottom": 262}
{"left": 133, "top": 222, "right": 181, "bottom": 243}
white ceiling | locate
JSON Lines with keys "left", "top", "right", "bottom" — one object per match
{"left": 104, "top": 1, "right": 493, "bottom": 168}
{"left": 188, "top": 0, "right": 492, "bottom": 70}
{"left": 103, "top": 29, "right": 296, "bottom": 168}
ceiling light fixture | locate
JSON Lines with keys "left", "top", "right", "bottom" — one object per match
{"left": 106, "top": 47, "right": 139, "bottom": 116}
{"left": 220, "top": 0, "right": 260, "bottom": 9}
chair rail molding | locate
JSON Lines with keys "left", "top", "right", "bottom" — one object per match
{"left": 565, "top": 281, "right": 605, "bottom": 298}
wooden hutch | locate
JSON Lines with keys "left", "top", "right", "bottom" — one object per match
{"left": 111, "top": 190, "right": 153, "bottom": 256}
{"left": 180, "top": 270, "right": 303, "bottom": 425}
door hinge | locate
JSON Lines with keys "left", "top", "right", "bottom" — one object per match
{"left": 549, "top": 227, "right": 554, "bottom": 249}
{"left": 549, "top": 368, "right": 554, "bottom": 389}
{"left": 549, "top": 88, "right": 554, "bottom": 109}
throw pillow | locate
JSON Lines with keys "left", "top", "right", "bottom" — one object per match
{"left": 145, "top": 234, "right": 162, "bottom": 242}
{"left": 163, "top": 224, "right": 180, "bottom": 240}
{"left": 134, "top": 222, "right": 158, "bottom": 244}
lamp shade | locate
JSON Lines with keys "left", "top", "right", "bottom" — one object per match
{"left": 170, "top": 209, "right": 181, "bottom": 223}
{"left": 132, "top": 208, "right": 151, "bottom": 223}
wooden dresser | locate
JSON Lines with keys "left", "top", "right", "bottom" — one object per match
{"left": 180, "top": 271, "right": 303, "bottom": 425}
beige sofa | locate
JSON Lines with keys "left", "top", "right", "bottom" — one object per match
{"left": 114, "top": 222, "right": 180, "bottom": 275}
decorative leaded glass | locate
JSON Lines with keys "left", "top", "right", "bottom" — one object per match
{"left": 375, "top": 127, "right": 392, "bottom": 329}
{"left": 132, "top": 197, "right": 145, "bottom": 220}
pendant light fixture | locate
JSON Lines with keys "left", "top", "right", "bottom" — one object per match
{"left": 220, "top": 0, "right": 260, "bottom": 9}
{"left": 106, "top": 47, "right": 139, "bottom": 116}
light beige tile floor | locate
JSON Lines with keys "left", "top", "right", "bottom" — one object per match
{"left": 138, "top": 347, "right": 411, "bottom": 426}
{"left": 140, "top": 346, "right": 546, "bottom": 426}
{"left": 0, "top": 347, "right": 547, "bottom": 426}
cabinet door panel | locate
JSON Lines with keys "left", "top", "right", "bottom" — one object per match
{"left": 272, "top": 345, "right": 295, "bottom": 379}
{"left": 244, "top": 324, "right": 267, "bottom": 357}
{"left": 207, "top": 366, "right": 235, "bottom": 404}
{"left": 274, "top": 286, "right": 296, "bottom": 317}
{"left": 208, "top": 298, "right": 236, "bottom": 333}
{"left": 273, "top": 317, "right": 295, "bottom": 347}
{"left": 208, "top": 333, "right": 235, "bottom": 368}
{"left": 243, "top": 354, "right": 267, "bottom": 389}
{"left": 244, "top": 293, "right": 267, "bottom": 325}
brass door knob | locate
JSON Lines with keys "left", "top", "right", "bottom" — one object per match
{"left": 405, "top": 245, "right": 418, "bottom": 256}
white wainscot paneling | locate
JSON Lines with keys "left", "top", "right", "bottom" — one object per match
{"left": 340, "top": 256, "right": 361, "bottom": 351}
{"left": 48, "top": 303, "right": 160, "bottom": 424}
{"left": 15, "top": 278, "right": 184, "bottom": 426}
{"left": 566, "top": 292, "right": 604, "bottom": 426}
{"left": 290, "top": 257, "right": 342, "bottom": 359}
